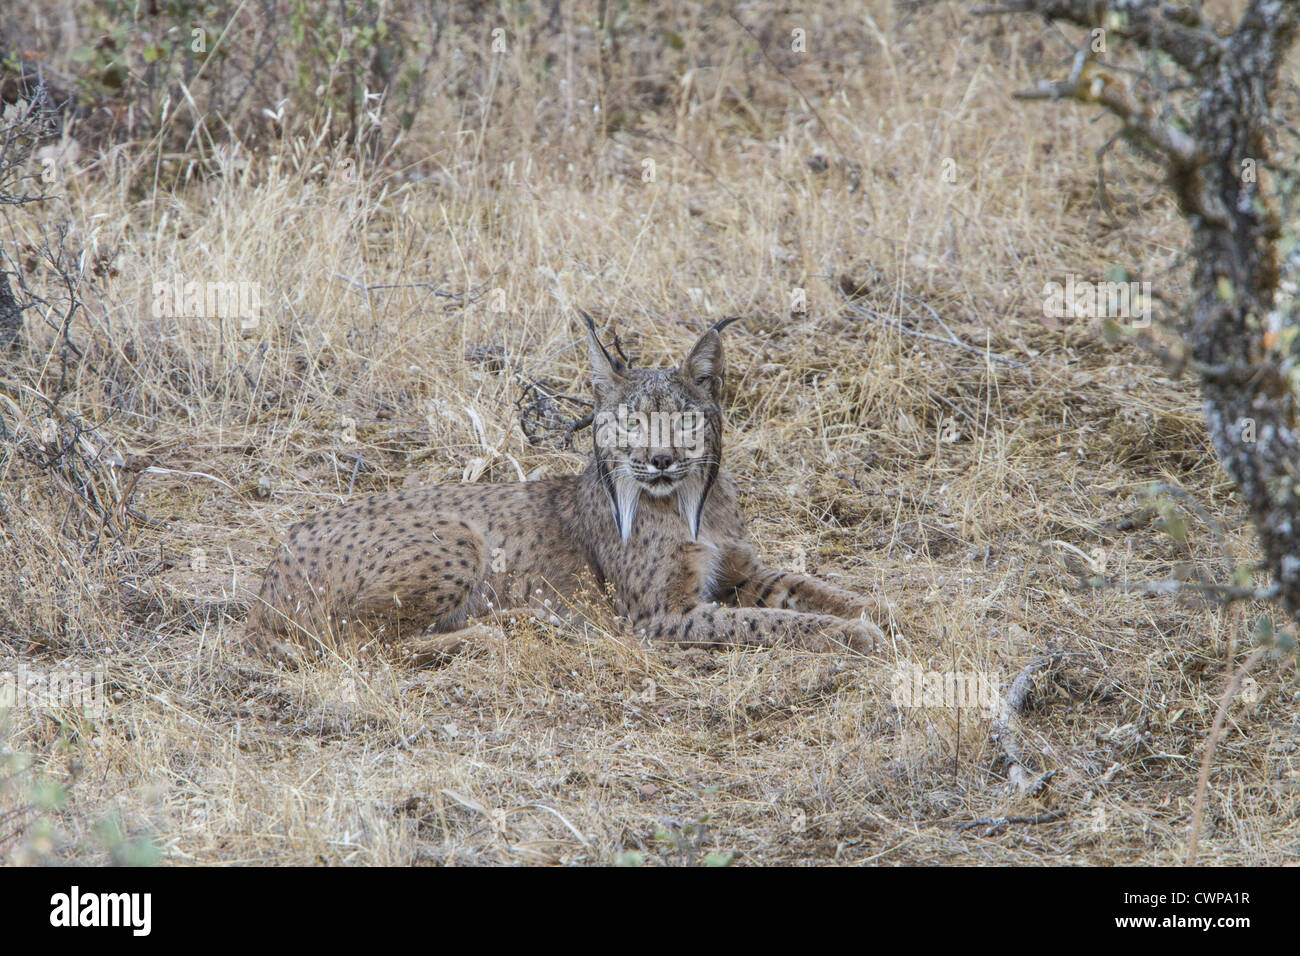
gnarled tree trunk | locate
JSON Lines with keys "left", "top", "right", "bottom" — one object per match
{"left": 990, "top": 0, "right": 1300, "bottom": 626}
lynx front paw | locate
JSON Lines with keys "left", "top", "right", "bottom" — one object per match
{"left": 401, "top": 622, "right": 503, "bottom": 666}
{"left": 834, "top": 617, "right": 884, "bottom": 654}
{"left": 239, "top": 617, "right": 305, "bottom": 666}
{"left": 845, "top": 598, "right": 903, "bottom": 640}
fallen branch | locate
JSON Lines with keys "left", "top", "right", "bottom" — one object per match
{"left": 1085, "top": 577, "right": 1279, "bottom": 604}
{"left": 957, "top": 809, "right": 1067, "bottom": 833}
{"left": 992, "top": 651, "right": 1069, "bottom": 793}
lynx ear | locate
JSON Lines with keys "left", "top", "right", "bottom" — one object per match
{"left": 682, "top": 331, "right": 723, "bottom": 398}
{"left": 581, "top": 310, "right": 627, "bottom": 397}
{"left": 681, "top": 317, "right": 740, "bottom": 399}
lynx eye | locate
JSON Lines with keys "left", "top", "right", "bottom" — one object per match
{"left": 678, "top": 411, "right": 700, "bottom": 430}
{"left": 618, "top": 412, "right": 648, "bottom": 441}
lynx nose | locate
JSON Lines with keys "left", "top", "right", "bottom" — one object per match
{"left": 650, "top": 453, "right": 673, "bottom": 471}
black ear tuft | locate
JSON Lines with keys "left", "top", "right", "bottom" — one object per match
{"left": 581, "top": 310, "right": 627, "bottom": 393}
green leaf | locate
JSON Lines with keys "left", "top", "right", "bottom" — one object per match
{"left": 703, "top": 852, "right": 734, "bottom": 867}
{"left": 1157, "top": 501, "right": 1188, "bottom": 543}
{"left": 1103, "top": 266, "right": 1130, "bottom": 284}
{"left": 614, "top": 850, "right": 645, "bottom": 866}
{"left": 1216, "top": 277, "right": 1235, "bottom": 302}
{"left": 30, "top": 778, "right": 67, "bottom": 811}
{"left": 112, "top": 837, "right": 162, "bottom": 867}
{"left": 1253, "top": 615, "right": 1275, "bottom": 645}
{"left": 71, "top": 46, "right": 96, "bottom": 64}
{"left": 4, "top": 752, "right": 32, "bottom": 775}
{"left": 94, "top": 815, "right": 124, "bottom": 845}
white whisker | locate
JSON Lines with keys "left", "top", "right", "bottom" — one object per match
{"left": 613, "top": 466, "right": 641, "bottom": 544}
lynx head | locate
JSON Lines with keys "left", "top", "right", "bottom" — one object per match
{"left": 583, "top": 313, "right": 738, "bottom": 544}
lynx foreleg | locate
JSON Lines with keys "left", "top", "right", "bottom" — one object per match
{"left": 717, "top": 549, "right": 894, "bottom": 627}
{"left": 646, "top": 603, "right": 882, "bottom": 653}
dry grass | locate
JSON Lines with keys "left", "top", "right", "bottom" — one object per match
{"left": 1, "top": 0, "right": 1297, "bottom": 865}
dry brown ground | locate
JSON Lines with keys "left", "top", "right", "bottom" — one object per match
{"left": 1, "top": 1, "right": 1297, "bottom": 865}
